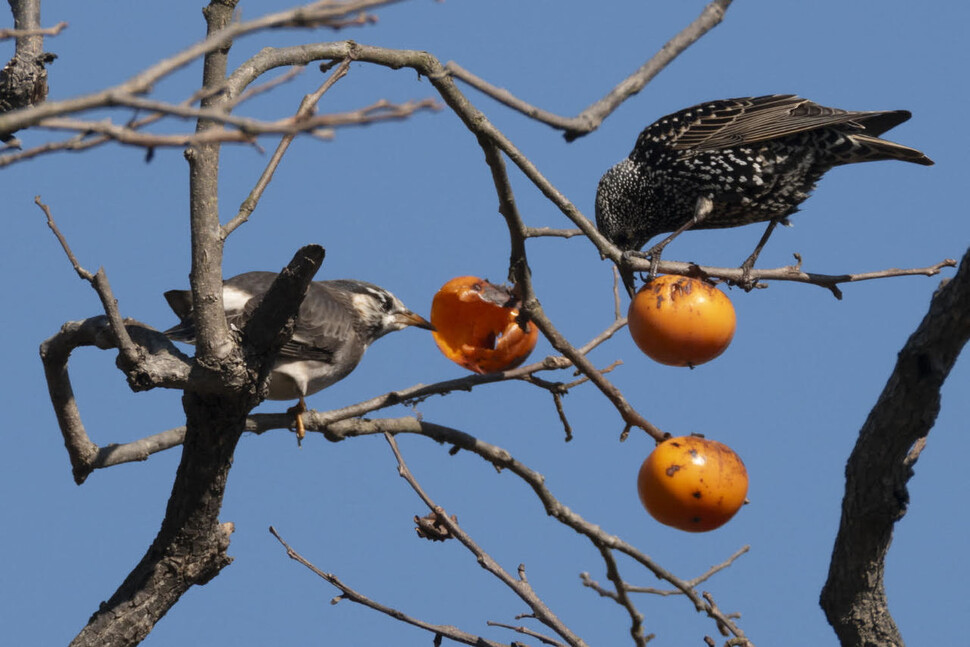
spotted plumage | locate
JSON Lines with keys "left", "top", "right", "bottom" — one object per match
{"left": 595, "top": 94, "right": 933, "bottom": 254}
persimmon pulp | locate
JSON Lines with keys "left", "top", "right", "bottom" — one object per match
{"left": 431, "top": 276, "right": 538, "bottom": 374}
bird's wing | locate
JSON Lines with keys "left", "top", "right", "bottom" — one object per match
{"left": 164, "top": 273, "right": 359, "bottom": 365}
{"left": 667, "top": 95, "right": 894, "bottom": 152}
{"left": 164, "top": 271, "right": 277, "bottom": 343}
{"left": 274, "top": 281, "right": 356, "bottom": 364}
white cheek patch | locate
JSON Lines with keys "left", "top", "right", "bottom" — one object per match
{"left": 351, "top": 293, "right": 374, "bottom": 314}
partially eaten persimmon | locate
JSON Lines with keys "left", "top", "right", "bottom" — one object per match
{"left": 431, "top": 276, "right": 538, "bottom": 374}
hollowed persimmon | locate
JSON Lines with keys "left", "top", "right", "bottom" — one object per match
{"left": 637, "top": 436, "right": 748, "bottom": 532}
{"left": 431, "top": 276, "right": 538, "bottom": 374}
{"left": 627, "top": 275, "right": 736, "bottom": 367}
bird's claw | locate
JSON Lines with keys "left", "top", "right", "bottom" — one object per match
{"left": 287, "top": 397, "right": 309, "bottom": 447}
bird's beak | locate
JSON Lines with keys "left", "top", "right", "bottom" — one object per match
{"left": 399, "top": 311, "right": 435, "bottom": 331}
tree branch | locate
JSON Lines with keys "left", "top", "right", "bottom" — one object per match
{"left": 384, "top": 433, "right": 589, "bottom": 647}
{"left": 0, "top": 0, "right": 407, "bottom": 135}
{"left": 315, "top": 417, "right": 751, "bottom": 642}
{"left": 270, "top": 526, "right": 509, "bottom": 647}
{"left": 0, "top": 19, "right": 67, "bottom": 40}
{"left": 820, "top": 246, "right": 970, "bottom": 645}
{"left": 642, "top": 254, "right": 957, "bottom": 299}
{"left": 476, "top": 137, "right": 665, "bottom": 441}
{"left": 444, "top": 0, "right": 733, "bottom": 141}
{"left": 225, "top": 59, "right": 352, "bottom": 236}
{"left": 2, "top": 0, "right": 56, "bottom": 142}
{"left": 40, "top": 314, "right": 629, "bottom": 483}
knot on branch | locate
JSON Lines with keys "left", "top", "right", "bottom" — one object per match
{"left": 414, "top": 511, "right": 458, "bottom": 542}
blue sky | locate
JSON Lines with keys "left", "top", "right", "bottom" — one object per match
{"left": 3, "top": 1, "right": 968, "bottom": 645}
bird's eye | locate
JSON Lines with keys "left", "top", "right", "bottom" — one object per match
{"left": 379, "top": 294, "right": 394, "bottom": 313}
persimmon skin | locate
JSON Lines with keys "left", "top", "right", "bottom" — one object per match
{"left": 637, "top": 436, "right": 748, "bottom": 532}
{"left": 628, "top": 275, "right": 736, "bottom": 367}
{"left": 431, "top": 276, "right": 538, "bottom": 374}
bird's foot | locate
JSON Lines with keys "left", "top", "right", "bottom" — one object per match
{"left": 735, "top": 260, "right": 761, "bottom": 292}
{"left": 734, "top": 218, "right": 780, "bottom": 291}
{"left": 287, "top": 396, "right": 308, "bottom": 447}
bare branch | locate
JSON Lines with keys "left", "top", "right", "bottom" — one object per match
{"left": 596, "top": 545, "right": 752, "bottom": 597}
{"left": 309, "top": 418, "right": 750, "bottom": 641}
{"left": 643, "top": 254, "right": 958, "bottom": 299}
{"left": 821, "top": 247, "right": 970, "bottom": 645}
{"left": 2, "top": 0, "right": 56, "bottom": 142}
{"left": 233, "top": 65, "right": 306, "bottom": 104}
{"left": 269, "top": 526, "right": 508, "bottom": 647}
{"left": 0, "top": 86, "right": 216, "bottom": 167}
{"left": 524, "top": 226, "right": 585, "bottom": 238}
{"left": 475, "top": 136, "right": 664, "bottom": 441}
{"left": 225, "top": 59, "right": 352, "bottom": 236}
{"left": 0, "top": 20, "right": 67, "bottom": 40}
{"left": 37, "top": 197, "right": 143, "bottom": 369}
{"left": 44, "top": 315, "right": 630, "bottom": 481}
{"left": 384, "top": 432, "right": 589, "bottom": 647}
{"left": 0, "top": 0, "right": 408, "bottom": 135}
{"left": 444, "top": 0, "right": 733, "bottom": 141}
{"left": 486, "top": 620, "right": 569, "bottom": 647}
{"left": 702, "top": 592, "right": 750, "bottom": 646}
{"left": 30, "top": 98, "right": 437, "bottom": 147}
{"left": 595, "top": 544, "right": 649, "bottom": 647}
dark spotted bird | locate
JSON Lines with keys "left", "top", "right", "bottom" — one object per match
{"left": 595, "top": 94, "right": 933, "bottom": 292}
{"left": 164, "top": 272, "right": 433, "bottom": 442}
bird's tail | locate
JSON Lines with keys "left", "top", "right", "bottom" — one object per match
{"left": 848, "top": 133, "right": 934, "bottom": 166}
{"left": 162, "top": 289, "right": 197, "bottom": 343}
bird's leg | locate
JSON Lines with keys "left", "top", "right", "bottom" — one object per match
{"left": 288, "top": 396, "right": 308, "bottom": 446}
{"left": 618, "top": 196, "right": 715, "bottom": 297}
{"left": 643, "top": 195, "right": 715, "bottom": 277}
{"left": 738, "top": 218, "right": 781, "bottom": 290}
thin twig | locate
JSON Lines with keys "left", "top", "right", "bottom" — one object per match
{"left": 44, "top": 316, "right": 630, "bottom": 480}
{"left": 622, "top": 546, "right": 751, "bottom": 596}
{"left": 486, "top": 621, "right": 568, "bottom": 647}
{"left": 0, "top": 0, "right": 408, "bottom": 135}
{"left": 476, "top": 137, "right": 664, "bottom": 441}
{"left": 32, "top": 98, "right": 438, "bottom": 149}
{"left": 383, "top": 432, "right": 589, "bottom": 647}
{"left": 233, "top": 65, "right": 306, "bottom": 105}
{"left": 645, "top": 255, "right": 957, "bottom": 300}
{"left": 552, "top": 391, "right": 573, "bottom": 442}
{"left": 268, "top": 526, "right": 507, "bottom": 647}
{"left": 225, "top": 59, "right": 352, "bottom": 236}
{"left": 36, "top": 197, "right": 141, "bottom": 367}
{"left": 0, "top": 20, "right": 68, "bottom": 40}
{"left": 524, "top": 226, "right": 585, "bottom": 238}
{"left": 595, "top": 544, "right": 649, "bottom": 647}
{"left": 0, "top": 87, "right": 217, "bottom": 167}
{"left": 444, "top": 0, "right": 732, "bottom": 141}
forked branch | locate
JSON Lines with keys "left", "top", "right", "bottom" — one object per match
{"left": 445, "top": 0, "right": 733, "bottom": 141}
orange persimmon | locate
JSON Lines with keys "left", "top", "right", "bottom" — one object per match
{"left": 637, "top": 436, "right": 748, "bottom": 532}
{"left": 431, "top": 276, "right": 538, "bottom": 374}
{"left": 627, "top": 275, "right": 736, "bottom": 367}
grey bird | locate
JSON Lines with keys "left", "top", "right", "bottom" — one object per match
{"left": 164, "top": 271, "right": 433, "bottom": 442}
{"left": 595, "top": 94, "right": 933, "bottom": 293}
